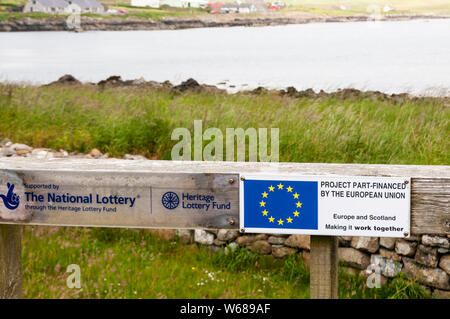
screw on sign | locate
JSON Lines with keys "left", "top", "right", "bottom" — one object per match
{"left": 161, "top": 191, "right": 180, "bottom": 210}
{"left": 0, "top": 160, "right": 447, "bottom": 300}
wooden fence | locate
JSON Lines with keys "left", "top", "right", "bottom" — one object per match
{"left": 0, "top": 158, "right": 449, "bottom": 299}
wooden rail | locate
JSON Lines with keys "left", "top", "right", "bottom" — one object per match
{"left": 0, "top": 158, "right": 449, "bottom": 299}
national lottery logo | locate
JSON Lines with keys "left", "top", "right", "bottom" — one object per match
{"left": 243, "top": 180, "right": 318, "bottom": 230}
{"left": 0, "top": 183, "right": 20, "bottom": 211}
{"left": 161, "top": 191, "right": 180, "bottom": 210}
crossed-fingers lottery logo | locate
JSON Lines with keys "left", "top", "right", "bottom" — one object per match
{"left": 0, "top": 183, "right": 20, "bottom": 211}
{"left": 243, "top": 180, "right": 318, "bottom": 230}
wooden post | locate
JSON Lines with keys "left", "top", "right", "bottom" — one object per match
{"left": 0, "top": 159, "right": 448, "bottom": 299}
{"left": 310, "top": 236, "right": 338, "bottom": 299}
{"left": 0, "top": 224, "right": 22, "bottom": 299}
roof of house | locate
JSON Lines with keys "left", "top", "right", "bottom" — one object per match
{"left": 31, "top": 0, "right": 103, "bottom": 8}
{"left": 221, "top": 3, "right": 238, "bottom": 8}
{"left": 34, "top": 0, "right": 70, "bottom": 8}
{"left": 221, "top": 2, "right": 253, "bottom": 8}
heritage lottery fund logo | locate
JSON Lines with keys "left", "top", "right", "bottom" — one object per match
{"left": 161, "top": 191, "right": 231, "bottom": 212}
{"left": 161, "top": 191, "right": 180, "bottom": 210}
{"left": 243, "top": 180, "right": 318, "bottom": 230}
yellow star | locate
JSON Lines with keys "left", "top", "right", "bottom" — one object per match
{"left": 293, "top": 192, "right": 299, "bottom": 199}
{"left": 286, "top": 217, "right": 293, "bottom": 223}
{"left": 268, "top": 185, "right": 275, "bottom": 192}
{"left": 296, "top": 201, "right": 302, "bottom": 208}
{"left": 286, "top": 186, "right": 293, "bottom": 192}
{"left": 293, "top": 211, "right": 300, "bottom": 217}
{"left": 268, "top": 216, "right": 275, "bottom": 223}
{"left": 277, "top": 219, "right": 284, "bottom": 225}
{"left": 262, "top": 210, "right": 268, "bottom": 216}
{"left": 277, "top": 183, "right": 284, "bottom": 190}
{"left": 262, "top": 191, "right": 268, "bottom": 198}
{"left": 259, "top": 200, "right": 266, "bottom": 207}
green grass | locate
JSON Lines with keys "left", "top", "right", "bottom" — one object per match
{"left": 1, "top": 0, "right": 449, "bottom": 22}
{"left": 23, "top": 226, "right": 311, "bottom": 298}
{"left": 83, "top": 6, "right": 204, "bottom": 20}
{"left": 0, "top": 11, "right": 188, "bottom": 22}
{"left": 0, "top": 84, "right": 448, "bottom": 164}
{"left": 0, "top": 12, "right": 57, "bottom": 22}
{"left": 2, "top": 83, "right": 444, "bottom": 298}
{"left": 0, "top": 2, "right": 206, "bottom": 22}
{"left": 22, "top": 226, "right": 431, "bottom": 299}
{"left": 338, "top": 270, "right": 430, "bottom": 299}
{"left": 283, "top": 0, "right": 450, "bottom": 15}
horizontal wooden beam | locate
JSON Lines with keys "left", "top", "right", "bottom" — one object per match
{"left": 1, "top": 158, "right": 448, "bottom": 177}
{"left": 0, "top": 158, "right": 448, "bottom": 234}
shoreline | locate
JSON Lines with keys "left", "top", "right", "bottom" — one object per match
{"left": 28, "top": 74, "right": 450, "bottom": 101}
{"left": 4, "top": 75, "right": 449, "bottom": 99}
{"left": 1, "top": 13, "right": 449, "bottom": 32}
{"left": 1, "top": 74, "right": 448, "bottom": 164}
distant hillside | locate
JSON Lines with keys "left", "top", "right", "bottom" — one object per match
{"left": 3, "top": 0, "right": 450, "bottom": 15}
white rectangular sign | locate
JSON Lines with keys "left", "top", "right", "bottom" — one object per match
{"left": 240, "top": 174, "right": 411, "bottom": 238}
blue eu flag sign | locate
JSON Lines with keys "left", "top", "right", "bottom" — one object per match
{"left": 242, "top": 179, "right": 318, "bottom": 230}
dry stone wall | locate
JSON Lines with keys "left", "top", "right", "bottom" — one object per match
{"left": 1, "top": 139, "right": 448, "bottom": 298}
{"left": 179, "top": 229, "right": 450, "bottom": 298}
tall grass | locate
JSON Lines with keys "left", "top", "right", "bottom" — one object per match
{"left": 285, "top": 0, "right": 450, "bottom": 15}
{"left": 338, "top": 271, "right": 431, "bottom": 299}
{"left": 23, "top": 227, "right": 312, "bottom": 298}
{"left": 0, "top": 84, "right": 448, "bottom": 165}
{"left": 22, "top": 227, "right": 431, "bottom": 299}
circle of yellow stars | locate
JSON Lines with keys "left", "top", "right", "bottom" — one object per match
{"left": 259, "top": 182, "right": 302, "bottom": 226}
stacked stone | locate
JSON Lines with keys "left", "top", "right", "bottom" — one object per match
{"left": 1, "top": 139, "right": 448, "bottom": 297}
{"left": 0, "top": 139, "right": 142, "bottom": 160}
{"left": 180, "top": 229, "right": 449, "bottom": 298}
{"left": 338, "top": 235, "right": 450, "bottom": 296}
{"left": 179, "top": 229, "right": 311, "bottom": 261}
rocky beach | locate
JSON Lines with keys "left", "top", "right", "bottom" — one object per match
{"left": 1, "top": 12, "right": 449, "bottom": 32}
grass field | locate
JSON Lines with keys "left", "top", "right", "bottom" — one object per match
{"left": 1, "top": 0, "right": 449, "bottom": 22}
{"left": 0, "top": 7, "right": 201, "bottom": 22}
{"left": 1, "top": 83, "right": 448, "bottom": 298}
{"left": 0, "top": 0, "right": 206, "bottom": 22}
{"left": 22, "top": 226, "right": 431, "bottom": 298}
{"left": 284, "top": 0, "right": 450, "bottom": 15}
{"left": 23, "top": 227, "right": 312, "bottom": 298}
{"left": 0, "top": 84, "right": 448, "bottom": 164}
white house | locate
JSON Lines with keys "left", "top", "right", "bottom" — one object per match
{"left": 24, "top": 0, "right": 70, "bottom": 14}
{"left": 236, "top": 3, "right": 256, "bottom": 13}
{"left": 66, "top": 2, "right": 82, "bottom": 13}
{"left": 131, "top": 0, "right": 160, "bottom": 8}
{"left": 70, "top": 0, "right": 104, "bottom": 13}
{"left": 23, "top": 0, "right": 104, "bottom": 14}
{"left": 178, "top": 0, "right": 208, "bottom": 8}
{"left": 220, "top": 2, "right": 255, "bottom": 13}
{"left": 131, "top": 0, "right": 207, "bottom": 8}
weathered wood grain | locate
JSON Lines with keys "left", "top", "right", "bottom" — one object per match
{"left": 0, "top": 158, "right": 448, "bottom": 300}
{"left": 1, "top": 158, "right": 448, "bottom": 178}
{"left": 0, "top": 225, "right": 22, "bottom": 299}
{"left": 411, "top": 178, "right": 450, "bottom": 234}
{"left": 0, "top": 158, "right": 448, "bottom": 234}
{"left": 0, "top": 170, "right": 239, "bottom": 230}
{"left": 310, "top": 236, "right": 338, "bottom": 299}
